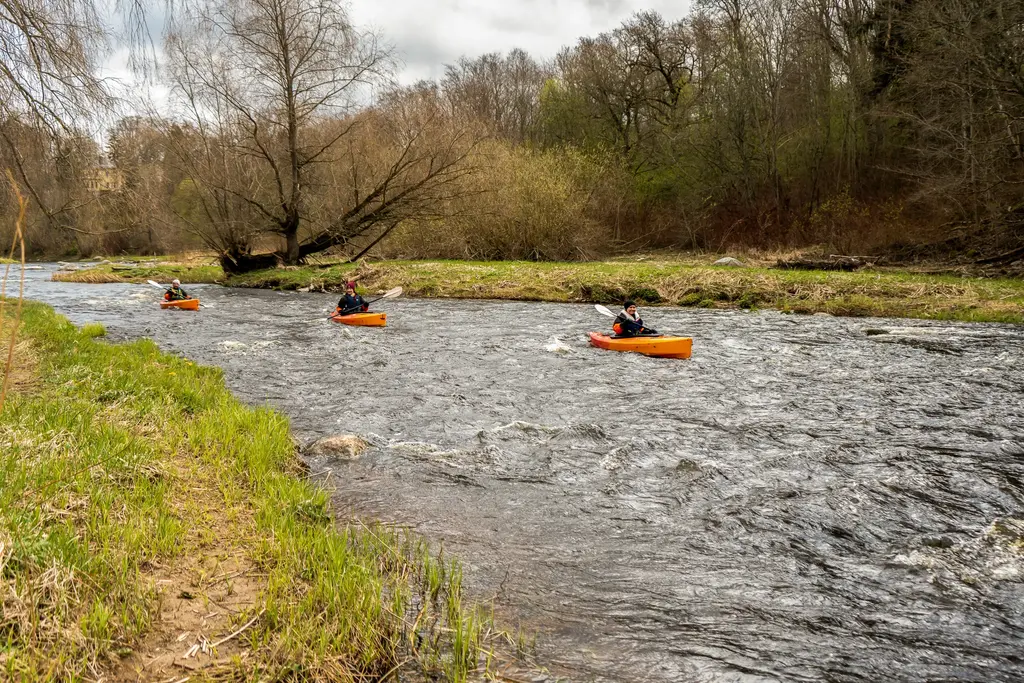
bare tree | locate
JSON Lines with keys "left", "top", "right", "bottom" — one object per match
{"left": 881, "top": 0, "right": 1024, "bottom": 230}
{"left": 167, "top": 0, "right": 387, "bottom": 269}
{"left": 0, "top": 0, "right": 113, "bottom": 129}
{"left": 441, "top": 49, "right": 548, "bottom": 142}
{"left": 551, "top": 12, "right": 696, "bottom": 164}
{"left": 168, "top": 0, "right": 481, "bottom": 273}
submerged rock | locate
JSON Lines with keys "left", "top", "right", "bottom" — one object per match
{"left": 304, "top": 434, "right": 369, "bottom": 459}
{"left": 921, "top": 535, "right": 956, "bottom": 549}
{"left": 713, "top": 257, "right": 745, "bottom": 267}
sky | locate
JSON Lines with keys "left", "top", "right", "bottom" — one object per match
{"left": 96, "top": 0, "right": 691, "bottom": 130}
{"left": 346, "top": 0, "right": 691, "bottom": 84}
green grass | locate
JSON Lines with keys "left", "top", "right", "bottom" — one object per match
{"left": 0, "top": 302, "right": 501, "bottom": 681}
{"left": 51, "top": 257, "right": 1024, "bottom": 323}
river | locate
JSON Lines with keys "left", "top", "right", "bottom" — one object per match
{"left": 20, "top": 265, "right": 1024, "bottom": 682}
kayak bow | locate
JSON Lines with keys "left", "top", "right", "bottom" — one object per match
{"left": 588, "top": 332, "right": 692, "bottom": 359}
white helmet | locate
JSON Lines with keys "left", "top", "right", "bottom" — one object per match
{"left": 172, "top": 279, "right": 181, "bottom": 286}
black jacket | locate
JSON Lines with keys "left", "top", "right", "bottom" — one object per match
{"left": 337, "top": 293, "right": 368, "bottom": 315}
{"left": 614, "top": 311, "right": 655, "bottom": 336}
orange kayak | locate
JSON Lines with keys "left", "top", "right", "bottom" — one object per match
{"left": 331, "top": 311, "right": 387, "bottom": 327}
{"left": 161, "top": 299, "right": 200, "bottom": 311}
{"left": 588, "top": 332, "right": 692, "bottom": 359}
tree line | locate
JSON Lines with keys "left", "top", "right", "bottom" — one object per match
{"left": 1, "top": 0, "right": 1022, "bottom": 269}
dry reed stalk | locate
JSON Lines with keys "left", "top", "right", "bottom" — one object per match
{"left": 0, "top": 169, "right": 27, "bottom": 413}
{"left": 51, "top": 271, "right": 125, "bottom": 284}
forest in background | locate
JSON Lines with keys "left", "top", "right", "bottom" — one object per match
{"left": 1, "top": 0, "right": 1022, "bottom": 270}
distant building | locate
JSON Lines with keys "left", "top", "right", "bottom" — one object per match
{"left": 84, "top": 156, "right": 124, "bottom": 193}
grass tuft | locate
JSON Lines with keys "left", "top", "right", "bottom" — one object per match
{"left": 80, "top": 322, "right": 106, "bottom": 338}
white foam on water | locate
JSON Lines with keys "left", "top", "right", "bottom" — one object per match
{"left": 218, "top": 340, "right": 247, "bottom": 352}
{"left": 545, "top": 336, "right": 573, "bottom": 354}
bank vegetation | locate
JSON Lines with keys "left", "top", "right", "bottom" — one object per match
{"left": 0, "top": 0, "right": 1022, "bottom": 273}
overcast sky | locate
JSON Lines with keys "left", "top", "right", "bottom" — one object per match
{"left": 97, "top": 0, "right": 692, "bottom": 128}
{"left": 347, "top": 0, "right": 692, "bottom": 83}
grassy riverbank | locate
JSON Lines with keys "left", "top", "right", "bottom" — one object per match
{"left": 0, "top": 302, "right": 514, "bottom": 681}
{"left": 52, "top": 256, "right": 1024, "bottom": 323}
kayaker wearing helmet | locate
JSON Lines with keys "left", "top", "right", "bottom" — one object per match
{"left": 164, "top": 279, "right": 191, "bottom": 301}
{"left": 613, "top": 300, "right": 658, "bottom": 337}
{"left": 336, "top": 281, "right": 369, "bottom": 316}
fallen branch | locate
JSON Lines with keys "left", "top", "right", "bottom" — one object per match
{"left": 211, "top": 608, "right": 265, "bottom": 648}
{"left": 776, "top": 256, "right": 867, "bottom": 272}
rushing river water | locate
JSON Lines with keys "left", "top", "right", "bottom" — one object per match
{"left": 20, "top": 265, "right": 1024, "bottom": 682}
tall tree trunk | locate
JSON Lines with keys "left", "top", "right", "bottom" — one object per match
{"left": 284, "top": 217, "right": 300, "bottom": 265}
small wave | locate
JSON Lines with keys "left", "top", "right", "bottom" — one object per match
{"left": 545, "top": 336, "right": 573, "bottom": 354}
{"left": 218, "top": 340, "right": 247, "bottom": 352}
{"left": 479, "top": 421, "right": 609, "bottom": 445}
{"left": 486, "top": 421, "right": 560, "bottom": 437}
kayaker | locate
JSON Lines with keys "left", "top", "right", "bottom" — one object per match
{"left": 613, "top": 301, "right": 658, "bottom": 337}
{"left": 336, "top": 281, "right": 368, "bottom": 316}
{"left": 164, "top": 279, "right": 191, "bottom": 301}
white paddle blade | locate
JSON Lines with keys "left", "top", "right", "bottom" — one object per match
{"left": 147, "top": 280, "right": 164, "bottom": 289}
{"left": 381, "top": 286, "right": 403, "bottom": 299}
{"left": 594, "top": 304, "right": 615, "bottom": 318}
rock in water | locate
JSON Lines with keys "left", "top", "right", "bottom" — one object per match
{"left": 713, "top": 257, "right": 745, "bottom": 267}
{"left": 304, "top": 434, "right": 369, "bottom": 459}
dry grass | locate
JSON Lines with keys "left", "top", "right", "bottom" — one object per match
{"left": 0, "top": 332, "right": 37, "bottom": 394}
{"left": 51, "top": 270, "right": 127, "bottom": 284}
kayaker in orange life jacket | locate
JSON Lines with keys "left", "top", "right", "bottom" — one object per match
{"left": 336, "top": 281, "right": 368, "bottom": 316}
{"left": 164, "top": 279, "right": 190, "bottom": 301}
{"left": 613, "top": 300, "right": 658, "bottom": 337}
